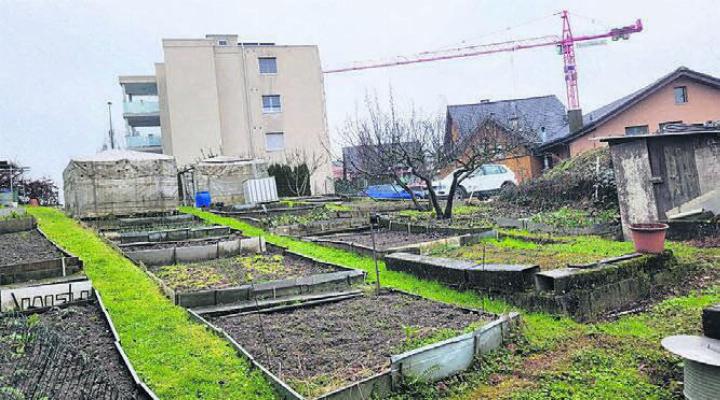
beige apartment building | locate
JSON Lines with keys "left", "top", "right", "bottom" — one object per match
{"left": 119, "top": 34, "right": 333, "bottom": 194}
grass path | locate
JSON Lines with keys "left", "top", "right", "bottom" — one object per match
{"left": 185, "top": 207, "right": 720, "bottom": 400}
{"left": 28, "top": 207, "right": 275, "bottom": 400}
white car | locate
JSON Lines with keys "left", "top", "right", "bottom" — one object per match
{"left": 432, "top": 164, "right": 518, "bottom": 198}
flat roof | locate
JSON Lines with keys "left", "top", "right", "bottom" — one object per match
{"left": 118, "top": 75, "right": 156, "bottom": 84}
{"left": 598, "top": 130, "right": 720, "bottom": 143}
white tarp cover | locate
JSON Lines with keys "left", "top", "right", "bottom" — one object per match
{"left": 194, "top": 156, "right": 268, "bottom": 205}
{"left": 63, "top": 150, "right": 179, "bottom": 218}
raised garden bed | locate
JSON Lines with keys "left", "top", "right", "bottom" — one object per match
{"left": 0, "top": 295, "right": 156, "bottom": 399}
{"left": 198, "top": 290, "right": 518, "bottom": 399}
{"left": 84, "top": 212, "right": 209, "bottom": 233}
{"left": 114, "top": 228, "right": 363, "bottom": 309}
{"left": 430, "top": 235, "right": 631, "bottom": 271}
{"left": 388, "top": 248, "right": 687, "bottom": 321}
{"left": 148, "top": 248, "right": 350, "bottom": 292}
{"left": 0, "top": 226, "right": 83, "bottom": 286}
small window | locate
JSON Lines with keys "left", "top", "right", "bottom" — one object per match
{"left": 625, "top": 125, "right": 649, "bottom": 136}
{"left": 674, "top": 86, "right": 688, "bottom": 104}
{"left": 265, "top": 132, "right": 284, "bottom": 151}
{"left": 259, "top": 57, "right": 278, "bottom": 74}
{"left": 218, "top": 40, "right": 228, "bottom": 46}
{"left": 659, "top": 120, "right": 682, "bottom": 132}
{"left": 482, "top": 165, "right": 503, "bottom": 175}
{"left": 262, "top": 95, "right": 281, "bottom": 113}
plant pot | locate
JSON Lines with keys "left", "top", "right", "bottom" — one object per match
{"left": 29, "top": 198, "right": 40, "bottom": 207}
{"left": 629, "top": 223, "right": 669, "bottom": 254}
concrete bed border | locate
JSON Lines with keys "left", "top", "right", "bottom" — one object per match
{"left": 122, "top": 236, "right": 267, "bottom": 266}
{"left": 112, "top": 225, "right": 232, "bottom": 244}
{"left": 0, "top": 214, "right": 36, "bottom": 233}
{"left": 190, "top": 290, "right": 520, "bottom": 400}
{"left": 0, "top": 226, "right": 85, "bottom": 286}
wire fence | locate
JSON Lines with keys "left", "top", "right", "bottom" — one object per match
{"left": 0, "top": 312, "right": 148, "bottom": 400}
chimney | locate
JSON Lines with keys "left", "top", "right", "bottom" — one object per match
{"left": 568, "top": 109, "right": 583, "bottom": 134}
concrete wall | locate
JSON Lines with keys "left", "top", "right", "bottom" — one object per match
{"left": 161, "top": 40, "right": 224, "bottom": 166}
{"left": 569, "top": 77, "right": 720, "bottom": 156}
{"left": 608, "top": 140, "right": 659, "bottom": 239}
{"left": 155, "top": 37, "right": 333, "bottom": 194}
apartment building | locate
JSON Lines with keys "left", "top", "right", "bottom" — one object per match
{"left": 119, "top": 34, "right": 333, "bottom": 194}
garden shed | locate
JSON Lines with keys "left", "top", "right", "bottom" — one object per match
{"left": 63, "top": 150, "right": 178, "bottom": 218}
{"left": 193, "top": 156, "right": 269, "bottom": 205}
{"left": 601, "top": 127, "right": 720, "bottom": 239}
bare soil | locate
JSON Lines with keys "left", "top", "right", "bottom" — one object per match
{"left": 0, "top": 230, "right": 64, "bottom": 266}
{"left": 0, "top": 302, "right": 149, "bottom": 399}
{"left": 334, "top": 229, "right": 451, "bottom": 250}
{"left": 212, "top": 291, "right": 488, "bottom": 397}
{"left": 149, "top": 250, "right": 343, "bottom": 291}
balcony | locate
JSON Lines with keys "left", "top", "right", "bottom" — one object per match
{"left": 125, "top": 134, "right": 162, "bottom": 153}
{"left": 123, "top": 100, "right": 159, "bottom": 115}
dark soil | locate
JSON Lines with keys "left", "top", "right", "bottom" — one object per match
{"left": 212, "top": 291, "right": 487, "bottom": 397}
{"left": 0, "top": 302, "right": 149, "bottom": 400}
{"left": 121, "top": 234, "right": 243, "bottom": 251}
{"left": 0, "top": 230, "right": 64, "bottom": 266}
{"left": 687, "top": 236, "right": 720, "bottom": 248}
{"left": 334, "top": 229, "right": 451, "bottom": 249}
{"left": 149, "top": 251, "right": 342, "bottom": 291}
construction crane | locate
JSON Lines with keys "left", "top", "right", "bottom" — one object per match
{"left": 324, "top": 10, "right": 643, "bottom": 111}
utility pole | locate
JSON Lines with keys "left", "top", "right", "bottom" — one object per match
{"left": 107, "top": 101, "right": 115, "bottom": 149}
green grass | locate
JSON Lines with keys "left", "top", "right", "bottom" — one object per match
{"left": 184, "top": 206, "right": 719, "bottom": 400}
{"left": 27, "top": 208, "right": 275, "bottom": 400}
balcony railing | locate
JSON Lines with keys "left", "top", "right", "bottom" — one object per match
{"left": 125, "top": 135, "right": 162, "bottom": 148}
{"left": 123, "top": 100, "right": 159, "bottom": 114}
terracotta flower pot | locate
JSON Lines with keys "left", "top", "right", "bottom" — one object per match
{"left": 629, "top": 223, "right": 669, "bottom": 254}
{"left": 29, "top": 198, "right": 40, "bottom": 207}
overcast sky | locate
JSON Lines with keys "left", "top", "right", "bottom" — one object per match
{"left": 1, "top": 0, "right": 719, "bottom": 189}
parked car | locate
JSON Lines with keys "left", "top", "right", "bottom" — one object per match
{"left": 365, "top": 184, "right": 426, "bottom": 200}
{"left": 432, "top": 164, "right": 517, "bottom": 198}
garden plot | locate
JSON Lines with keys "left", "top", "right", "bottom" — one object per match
{"left": 0, "top": 300, "right": 155, "bottom": 399}
{"left": 308, "top": 226, "right": 492, "bottom": 258}
{"left": 429, "top": 234, "right": 632, "bottom": 271}
{"left": 203, "top": 290, "right": 517, "bottom": 399}
{"left": 148, "top": 248, "right": 353, "bottom": 292}
{"left": 85, "top": 212, "right": 210, "bottom": 233}
{"left": 124, "top": 240, "right": 363, "bottom": 309}
{"left": 0, "top": 219, "right": 83, "bottom": 285}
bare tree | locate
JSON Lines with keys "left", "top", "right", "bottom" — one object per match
{"left": 340, "top": 95, "right": 539, "bottom": 219}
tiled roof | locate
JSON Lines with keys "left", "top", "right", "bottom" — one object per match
{"left": 446, "top": 95, "right": 569, "bottom": 144}
{"left": 542, "top": 66, "right": 720, "bottom": 148}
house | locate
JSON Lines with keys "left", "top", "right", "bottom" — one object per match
{"left": 119, "top": 34, "right": 334, "bottom": 195}
{"left": 445, "top": 95, "right": 569, "bottom": 182}
{"left": 600, "top": 126, "right": 720, "bottom": 240}
{"left": 541, "top": 67, "right": 720, "bottom": 159}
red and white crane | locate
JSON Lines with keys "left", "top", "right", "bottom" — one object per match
{"left": 324, "top": 10, "right": 643, "bottom": 111}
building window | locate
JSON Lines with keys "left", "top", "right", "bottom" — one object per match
{"left": 262, "top": 95, "right": 281, "bottom": 113}
{"left": 265, "top": 132, "right": 284, "bottom": 151}
{"left": 259, "top": 57, "right": 277, "bottom": 74}
{"left": 625, "top": 125, "right": 649, "bottom": 136}
{"left": 674, "top": 86, "right": 688, "bottom": 104}
{"left": 218, "top": 40, "right": 228, "bottom": 46}
{"left": 659, "top": 120, "right": 683, "bottom": 133}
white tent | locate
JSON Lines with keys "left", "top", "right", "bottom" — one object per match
{"left": 63, "top": 150, "right": 178, "bottom": 218}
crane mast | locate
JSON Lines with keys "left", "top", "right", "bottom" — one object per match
{"left": 324, "top": 11, "right": 643, "bottom": 111}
